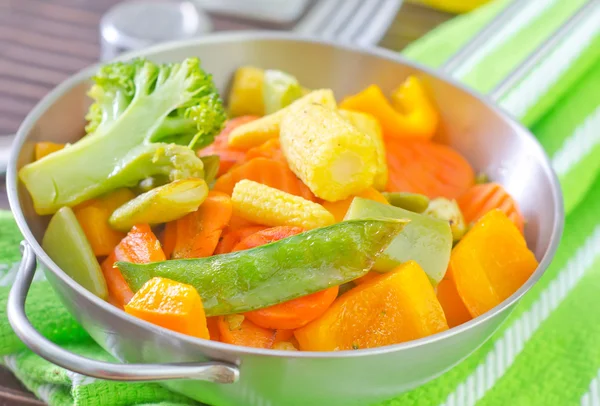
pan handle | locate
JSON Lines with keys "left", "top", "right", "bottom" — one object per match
{"left": 7, "top": 241, "right": 240, "bottom": 384}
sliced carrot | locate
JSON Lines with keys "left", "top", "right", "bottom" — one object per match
{"left": 214, "top": 225, "right": 268, "bottom": 255}
{"left": 228, "top": 215, "right": 259, "bottom": 229}
{"left": 74, "top": 189, "right": 135, "bottom": 257}
{"left": 273, "top": 329, "right": 294, "bottom": 343}
{"left": 170, "top": 191, "right": 233, "bottom": 259}
{"left": 101, "top": 224, "right": 166, "bottom": 308}
{"left": 198, "top": 116, "right": 259, "bottom": 176}
{"left": 436, "top": 277, "right": 472, "bottom": 328}
{"left": 214, "top": 157, "right": 316, "bottom": 201}
{"left": 161, "top": 221, "right": 177, "bottom": 259}
{"left": 245, "top": 138, "right": 285, "bottom": 163}
{"left": 217, "top": 315, "right": 276, "bottom": 349}
{"left": 206, "top": 316, "right": 221, "bottom": 341}
{"left": 245, "top": 286, "right": 339, "bottom": 330}
{"left": 386, "top": 139, "right": 474, "bottom": 199}
{"left": 322, "top": 187, "right": 389, "bottom": 222}
{"left": 232, "top": 226, "right": 304, "bottom": 252}
{"left": 35, "top": 142, "right": 65, "bottom": 161}
{"left": 125, "top": 277, "right": 210, "bottom": 339}
{"left": 458, "top": 182, "right": 524, "bottom": 233}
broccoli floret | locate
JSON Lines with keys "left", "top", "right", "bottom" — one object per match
{"left": 19, "top": 58, "right": 226, "bottom": 215}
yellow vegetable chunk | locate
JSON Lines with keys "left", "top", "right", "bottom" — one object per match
{"left": 339, "top": 109, "right": 388, "bottom": 191}
{"left": 228, "top": 89, "right": 336, "bottom": 149}
{"left": 125, "top": 277, "right": 210, "bottom": 339}
{"left": 280, "top": 103, "right": 377, "bottom": 202}
{"left": 109, "top": 178, "right": 208, "bottom": 232}
{"left": 228, "top": 66, "right": 265, "bottom": 117}
{"left": 232, "top": 179, "right": 334, "bottom": 229}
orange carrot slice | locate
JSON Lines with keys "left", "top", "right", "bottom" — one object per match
{"left": 245, "top": 286, "right": 339, "bottom": 330}
{"left": 232, "top": 226, "right": 304, "bottom": 252}
{"left": 125, "top": 277, "right": 210, "bottom": 339}
{"left": 214, "top": 225, "right": 268, "bottom": 255}
{"left": 436, "top": 277, "right": 472, "bottom": 328}
{"left": 458, "top": 182, "right": 524, "bottom": 233}
{"left": 35, "top": 142, "right": 65, "bottom": 161}
{"left": 214, "top": 157, "right": 315, "bottom": 201}
{"left": 386, "top": 139, "right": 474, "bottom": 199}
{"left": 322, "top": 187, "right": 389, "bottom": 222}
{"left": 101, "top": 224, "right": 166, "bottom": 308}
{"left": 199, "top": 116, "right": 259, "bottom": 176}
{"left": 169, "top": 191, "right": 233, "bottom": 259}
{"left": 245, "top": 138, "right": 285, "bottom": 163}
{"left": 217, "top": 315, "right": 276, "bottom": 349}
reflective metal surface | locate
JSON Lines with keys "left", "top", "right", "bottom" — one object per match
{"left": 7, "top": 32, "right": 563, "bottom": 406}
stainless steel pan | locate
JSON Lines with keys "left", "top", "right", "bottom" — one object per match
{"left": 6, "top": 30, "right": 564, "bottom": 406}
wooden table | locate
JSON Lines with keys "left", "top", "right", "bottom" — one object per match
{"left": 0, "top": 1, "right": 452, "bottom": 404}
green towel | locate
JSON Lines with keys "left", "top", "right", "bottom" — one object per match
{"left": 1, "top": 0, "right": 600, "bottom": 405}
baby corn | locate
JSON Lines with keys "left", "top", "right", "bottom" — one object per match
{"left": 232, "top": 180, "right": 334, "bottom": 229}
{"left": 228, "top": 66, "right": 265, "bottom": 117}
{"left": 280, "top": 103, "right": 377, "bottom": 202}
{"left": 339, "top": 109, "right": 388, "bottom": 191}
{"left": 228, "top": 89, "right": 337, "bottom": 149}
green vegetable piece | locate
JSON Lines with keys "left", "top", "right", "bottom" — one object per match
{"left": 110, "top": 178, "right": 208, "bottom": 232}
{"left": 475, "top": 172, "right": 489, "bottom": 184}
{"left": 425, "top": 197, "right": 466, "bottom": 243}
{"left": 117, "top": 219, "right": 407, "bottom": 315}
{"left": 42, "top": 207, "right": 108, "bottom": 299}
{"left": 344, "top": 198, "right": 452, "bottom": 285}
{"left": 263, "top": 70, "right": 304, "bottom": 114}
{"left": 199, "top": 155, "right": 220, "bottom": 186}
{"left": 382, "top": 192, "right": 430, "bottom": 213}
{"left": 19, "top": 58, "right": 226, "bottom": 215}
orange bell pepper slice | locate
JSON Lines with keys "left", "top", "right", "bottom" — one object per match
{"left": 125, "top": 277, "right": 210, "bottom": 339}
{"left": 339, "top": 76, "right": 439, "bottom": 140}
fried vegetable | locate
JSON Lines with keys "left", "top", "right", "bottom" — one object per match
{"left": 294, "top": 261, "right": 448, "bottom": 351}
{"left": 125, "top": 277, "right": 210, "bottom": 339}
{"left": 280, "top": 103, "right": 377, "bottom": 202}
{"left": 19, "top": 58, "right": 225, "bottom": 215}
{"left": 425, "top": 198, "right": 467, "bottom": 242}
{"left": 263, "top": 69, "right": 303, "bottom": 114}
{"left": 228, "top": 66, "right": 265, "bottom": 117}
{"left": 227, "top": 89, "right": 337, "bottom": 149}
{"left": 109, "top": 179, "right": 209, "bottom": 232}
{"left": 74, "top": 188, "right": 135, "bottom": 256}
{"left": 117, "top": 219, "right": 407, "bottom": 315}
{"left": 232, "top": 180, "right": 334, "bottom": 230}
{"left": 339, "top": 109, "right": 388, "bottom": 190}
{"left": 449, "top": 209, "right": 538, "bottom": 318}
{"left": 345, "top": 198, "right": 452, "bottom": 285}
{"left": 101, "top": 224, "right": 166, "bottom": 308}
{"left": 42, "top": 207, "right": 108, "bottom": 299}
{"left": 382, "top": 192, "right": 430, "bottom": 213}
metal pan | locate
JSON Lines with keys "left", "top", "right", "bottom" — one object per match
{"left": 6, "top": 31, "right": 563, "bottom": 406}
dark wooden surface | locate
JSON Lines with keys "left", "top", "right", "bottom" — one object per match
{"left": 0, "top": 1, "right": 452, "bottom": 404}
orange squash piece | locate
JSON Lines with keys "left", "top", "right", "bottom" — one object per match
{"left": 217, "top": 315, "right": 276, "bottom": 349}
{"left": 213, "top": 157, "right": 316, "bottom": 201}
{"left": 294, "top": 261, "right": 448, "bottom": 351}
{"left": 449, "top": 209, "right": 538, "bottom": 318}
{"left": 353, "top": 271, "right": 380, "bottom": 286}
{"left": 458, "top": 182, "right": 525, "bottom": 233}
{"left": 436, "top": 277, "right": 472, "bottom": 328}
{"left": 198, "top": 116, "right": 259, "bottom": 176}
{"left": 167, "top": 191, "right": 233, "bottom": 259}
{"left": 245, "top": 138, "right": 286, "bottom": 163}
{"left": 101, "top": 224, "right": 166, "bottom": 308}
{"left": 125, "top": 277, "right": 210, "bottom": 339}
{"left": 35, "top": 142, "right": 65, "bottom": 161}
{"left": 74, "top": 189, "right": 136, "bottom": 256}
{"left": 386, "top": 139, "right": 474, "bottom": 199}
{"left": 322, "top": 187, "right": 389, "bottom": 222}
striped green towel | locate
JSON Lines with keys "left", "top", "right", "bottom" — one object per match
{"left": 1, "top": 0, "right": 599, "bottom": 404}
